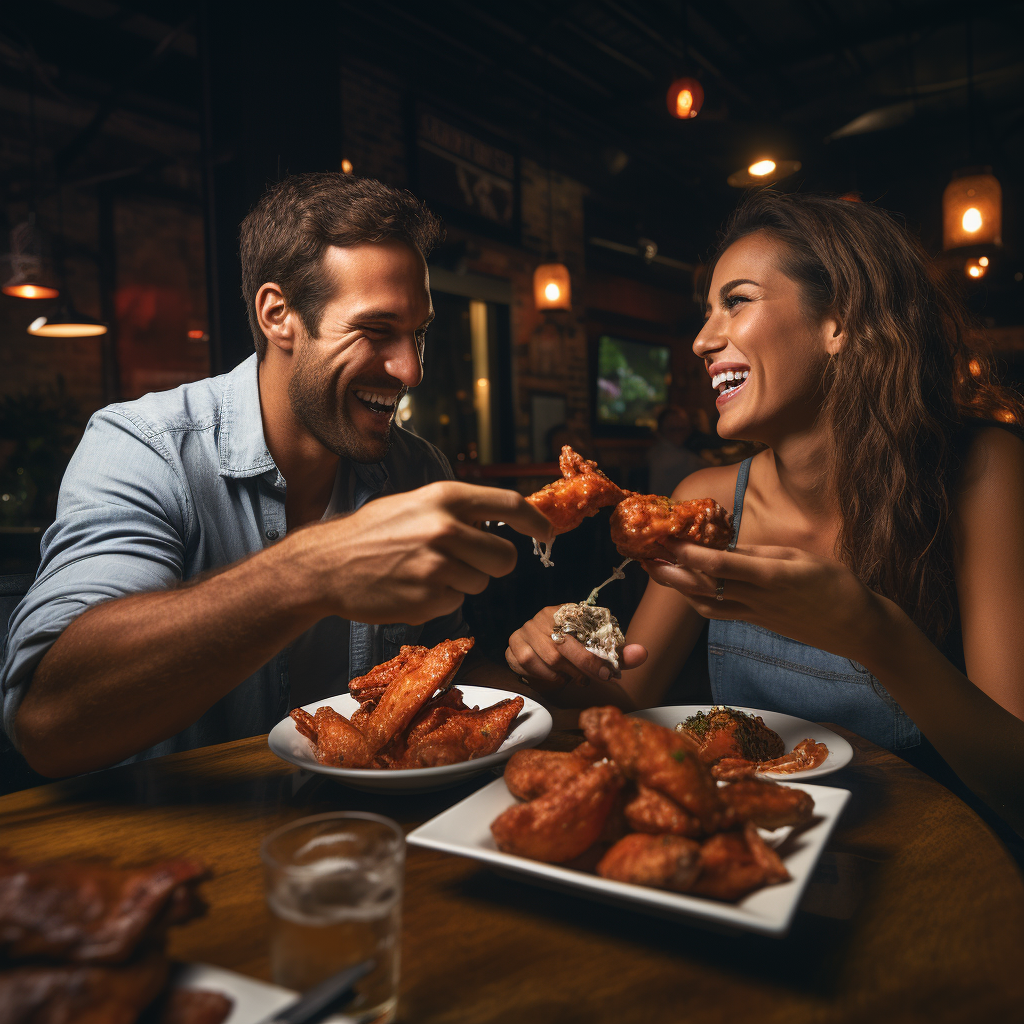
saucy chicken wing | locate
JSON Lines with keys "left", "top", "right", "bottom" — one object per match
{"left": 347, "top": 645, "right": 429, "bottom": 702}
{"left": 719, "top": 777, "right": 814, "bottom": 830}
{"left": 596, "top": 833, "right": 702, "bottom": 892}
{"left": 623, "top": 784, "right": 704, "bottom": 838}
{"left": 526, "top": 446, "right": 628, "bottom": 536}
{"left": 394, "top": 697, "right": 524, "bottom": 768}
{"left": 490, "top": 760, "right": 624, "bottom": 863}
{"left": 609, "top": 494, "right": 732, "bottom": 561}
{"left": 689, "top": 822, "right": 790, "bottom": 901}
{"left": 579, "top": 706, "right": 726, "bottom": 832}
{"left": 289, "top": 705, "right": 376, "bottom": 768}
{"left": 679, "top": 707, "right": 786, "bottom": 766}
{"left": 503, "top": 749, "right": 591, "bottom": 802}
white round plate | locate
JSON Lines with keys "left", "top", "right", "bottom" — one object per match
{"left": 629, "top": 704, "right": 854, "bottom": 780}
{"left": 268, "top": 685, "right": 552, "bottom": 793}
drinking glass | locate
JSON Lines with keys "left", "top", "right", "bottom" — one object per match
{"left": 261, "top": 812, "right": 404, "bottom": 1024}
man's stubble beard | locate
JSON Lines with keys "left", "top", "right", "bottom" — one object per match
{"left": 287, "top": 342, "right": 395, "bottom": 464}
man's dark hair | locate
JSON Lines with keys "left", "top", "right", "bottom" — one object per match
{"left": 240, "top": 173, "right": 444, "bottom": 358}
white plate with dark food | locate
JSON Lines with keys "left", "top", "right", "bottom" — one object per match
{"left": 268, "top": 686, "right": 552, "bottom": 793}
{"left": 632, "top": 705, "right": 854, "bottom": 780}
{"left": 407, "top": 776, "right": 851, "bottom": 937}
{"left": 173, "top": 964, "right": 353, "bottom": 1023}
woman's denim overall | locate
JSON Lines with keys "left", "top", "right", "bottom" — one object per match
{"left": 706, "top": 458, "right": 922, "bottom": 752}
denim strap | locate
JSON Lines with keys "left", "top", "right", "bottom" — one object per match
{"left": 729, "top": 457, "right": 753, "bottom": 551}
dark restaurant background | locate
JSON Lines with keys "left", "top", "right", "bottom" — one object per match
{"left": 1, "top": 0, "right": 1022, "bottom": 665}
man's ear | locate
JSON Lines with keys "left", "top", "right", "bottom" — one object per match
{"left": 824, "top": 318, "right": 845, "bottom": 356}
{"left": 255, "top": 282, "right": 300, "bottom": 355}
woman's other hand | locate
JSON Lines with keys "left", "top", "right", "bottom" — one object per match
{"left": 644, "top": 541, "right": 884, "bottom": 665}
{"left": 506, "top": 606, "right": 648, "bottom": 700}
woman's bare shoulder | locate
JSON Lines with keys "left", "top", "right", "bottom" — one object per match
{"left": 669, "top": 461, "right": 744, "bottom": 509}
{"left": 958, "top": 424, "right": 1024, "bottom": 524}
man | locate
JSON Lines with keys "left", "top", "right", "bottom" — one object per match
{"left": 1, "top": 173, "right": 550, "bottom": 778}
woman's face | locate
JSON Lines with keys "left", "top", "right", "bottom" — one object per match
{"left": 694, "top": 231, "right": 839, "bottom": 444}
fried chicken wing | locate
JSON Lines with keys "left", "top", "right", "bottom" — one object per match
{"left": 347, "top": 645, "right": 429, "bottom": 701}
{"left": 289, "top": 705, "right": 376, "bottom": 768}
{"left": 503, "top": 749, "right": 591, "bottom": 801}
{"left": 361, "top": 637, "right": 474, "bottom": 750}
{"left": 579, "top": 706, "right": 726, "bottom": 832}
{"left": 490, "top": 760, "right": 624, "bottom": 863}
{"left": 757, "top": 738, "right": 830, "bottom": 774}
{"left": 596, "top": 833, "right": 702, "bottom": 892}
{"left": 395, "top": 697, "right": 524, "bottom": 768}
{"left": 609, "top": 494, "right": 732, "bottom": 561}
{"left": 0, "top": 856, "right": 206, "bottom": 964}
{"left": 623, "top": 784, "right": 703, "bottom": 838}
{"left": 526, "top": 446, "right": 628, "bottom": 536}
{"left": 689, "top": 822, "right": 790, "bottom": 901}
{"left": 719, "top": 777, "right": 815, "bottom": 830}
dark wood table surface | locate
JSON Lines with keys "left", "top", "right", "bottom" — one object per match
{"left": 2, "top": 725, "right": 1023, "bottom": 1024}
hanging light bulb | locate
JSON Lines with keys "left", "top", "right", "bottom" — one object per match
{"left": 27, "top": 301, "right": 107, "bottom": 338}
{"left": 943, "top": 170, "right": 1002, "bottom": 250}
{"left": 3, "top": 218, "right": 59, "bottom": 299}
{"left": 727, "top": 158, "right": 801, "bottom": 188}
{"left": 533, "top": 263, "right": 572, "bottom": 311}
{"left": 666, "top": 77, "right": 704, "bottom": 120}
{"left": 748, "top": 159, "right": 776, "bottom": 177}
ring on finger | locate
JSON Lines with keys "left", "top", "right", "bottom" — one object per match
{"left": 715, "top": 578, "right": 725, "bottom": 602}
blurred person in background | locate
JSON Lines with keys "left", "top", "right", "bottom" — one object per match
{"left": 646, "top": 405, "right": 707, "bottom": 496}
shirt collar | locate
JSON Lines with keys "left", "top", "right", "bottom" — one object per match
{"left": 217, "top": 353, "right": 392, "bottom": 499}
{"left": 217, "top": 354, "right": 277, "bottom": 479}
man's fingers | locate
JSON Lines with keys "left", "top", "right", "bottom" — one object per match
{"left": 440, "top": 482, "right": 554, "bottom": 543}
{"left": 434, "top": 522, "right": 520, "bottom": 578}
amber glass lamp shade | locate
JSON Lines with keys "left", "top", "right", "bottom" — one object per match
{"left": 28, "top": 306, "right": 107, "bottom": 338}
{"left": 533, "top": 263, "right": 572, "bottom": 311}
{"left": 666, "top": 78, "right": 704, "bottom": 120}
{"left": 3, "top": 272, "right": 59, "bottom": 299}
{"left": 943, "top": 172, "right": 1002, "bottom": 250}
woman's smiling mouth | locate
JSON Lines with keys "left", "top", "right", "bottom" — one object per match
{"left": 712, "top": 369, "right": 749, "bottom": 405}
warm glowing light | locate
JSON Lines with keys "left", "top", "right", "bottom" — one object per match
{"left": 3, "top": 283, "right": 59, "bottom": 299}
{"left": 28, "top": 316, "right": 107, "bottom": 337}
{"left": 968, "top": 266, "right": 982, "bottom": 278}
{"left": 476, "top": 377, "right": 489, "bottom": 388}
{"left": 966, "top": 258, "right": 987, "bottom": 279}
{"left": 996, "top": 408, "right": 1017, "bottom": 424}
{"left": 187, "top": 329, "right": 206, "bottom": 340}
{"left": 748, "top": 159, "right": 776, "bottom": 177}
{"left": 943, "top": 172, "right": 1001, "bottom": 249}
{"left": 969, "top": 359, "right": 982, "bottom": 377}
{"left": 397, "top": 394, "right": 413, "bottom": 422}
{"left": 341, "top": 159, "right": 354, "bottom": 174}
{"left": 533, "top": 263, "right": 572, "bottom": 310}
{"left": 979, "top": 256, "right": 989, "bottom": 267}
{"left": 962, "top": 207, "right": 983, "bottom": 233}
{"left": 439, "top": 413, "right": 450, "bottom": 426}
{"left": 666, "top": 77, "right": 704, "bottom": 120}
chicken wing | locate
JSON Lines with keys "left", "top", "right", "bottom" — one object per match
{"left": 719, "top": 777, "right": 814, "bottom": 830}
{"left": 526, "top": 446, "right": 628, "bottom": 536}
{"left": 289, "top": 705, "right": 376, "bottom": 768}
{"left": 395, "top": 696, "right": 524, "bottom": 768}
{"left": 490, "top": 760, "right": 624, "bottom": 863}
{"left": 679, "top": 707, "right": 786, "bottom": 766}
{"left": 623, "top": 784, "right": 703, "bottom": 838}
{"left": 361, "top": 637, "right": 474, "bottom": 750}
{"left": 579, "top": 706, "right": 726, "bottom": 832}
{"left": 503, "top": 749, "right": 591, "bottom": 801}
{"left": 689, "top": 822, "right": 790, "bottom": 901}
{"left": 0, "top": 856, "right": 206, "bottom": 964}
{"left": 596, "top": 833, "right": 702, "bottom": 892}
{"left": 756, "top": 738, "right": 830, "bottom": 774}
{"left": 609, "top": 494, "right": 732, "bottom": 561}
{"left": 348, "top": 645, "right": 429, "bottom": 701}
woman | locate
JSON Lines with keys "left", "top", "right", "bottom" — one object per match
{"left": 507, "top": 191, "right": 1024, "bottom": 837}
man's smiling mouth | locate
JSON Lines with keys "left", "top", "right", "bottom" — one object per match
{"left": 353, "top": 389, "right": 399, "bottom": 414}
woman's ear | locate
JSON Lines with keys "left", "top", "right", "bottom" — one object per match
{"left": 823, "top": 318, "right": 845, "bottom": 356}
{"left": 255, "top": 282, "right": 300, "bottom": 355}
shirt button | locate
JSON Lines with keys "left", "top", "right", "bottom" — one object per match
{"left": 266, "top": 529, "right": 279, "bottom": 540}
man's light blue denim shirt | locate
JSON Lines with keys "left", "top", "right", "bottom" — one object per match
{"left": 0, "top": 354, "right": 466, "bottom": 762}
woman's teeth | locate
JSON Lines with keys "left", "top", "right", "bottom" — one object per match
{"left": 712, "top": 370, "right": 749, "bottom": 393}
{"left": 354, "top": 390, "right": 398, "bottom": 412}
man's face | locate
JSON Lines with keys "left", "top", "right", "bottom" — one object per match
{"left": 288, "top": 240, "right": 432, "bottom": 463}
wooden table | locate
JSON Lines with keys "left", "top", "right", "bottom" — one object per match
{"left": 2, "top": 727, "right": 1023, "bottom": 1024}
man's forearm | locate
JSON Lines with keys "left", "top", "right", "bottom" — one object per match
{"left": 16, "top": 538, "right": 321, "bottom": 777}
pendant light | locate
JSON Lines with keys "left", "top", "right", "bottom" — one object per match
{"left": 28, "top": 303, "right": 107, "bottom": 338}
{"left": 943, "top": 19, "right": 1001, "bottom": 252}
{"left": 3, "top": 218, "right": 59, "bottom": 299}
{"left": 666, "top": 5, "right": 703, "bottom": 121}
{"left": 727, "top": 158, "right": 801, "bottom": 188}
{"left": 533, "top": 62, "right": 571, "bottom": 313}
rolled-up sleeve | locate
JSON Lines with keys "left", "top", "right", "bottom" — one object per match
{"left": 1, "top": 409, "right": 191, "bottom": 743}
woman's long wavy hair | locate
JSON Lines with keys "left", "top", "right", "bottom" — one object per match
{"left": 708, "top": 191, "right": 1023, "bottom": 643}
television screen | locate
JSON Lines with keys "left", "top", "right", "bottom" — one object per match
{"left": 596, "top": 335, "right": 671, "bottom": 429}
